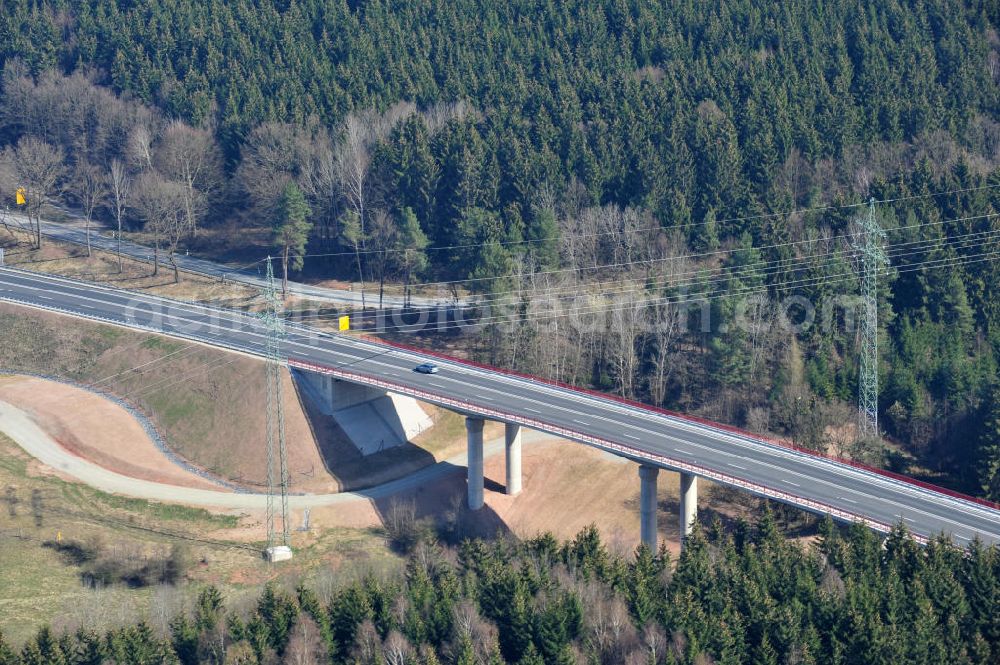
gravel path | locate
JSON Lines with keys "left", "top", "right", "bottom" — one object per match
{"left": 0, "top": 398, "right": 542, "bottom": 509}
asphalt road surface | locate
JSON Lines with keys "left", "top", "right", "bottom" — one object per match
{"left": 1, "top": 266, "right": 998, "bottom": 545}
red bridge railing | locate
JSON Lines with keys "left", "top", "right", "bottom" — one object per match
{"left": 347, "top": 336, "right": 1000, "bottom": 514}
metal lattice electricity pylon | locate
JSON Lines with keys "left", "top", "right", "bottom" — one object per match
{"left": 261, "top": 257, "right": 290, "bottom": 549}
{"left": 854, "top": 198, "right": 887, "bottom": 436}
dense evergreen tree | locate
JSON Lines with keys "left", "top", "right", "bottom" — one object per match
{"left": 1, "top": 0, "right": 999, "bottom": 498}
{"left": 4, "top": 523, "right": 999, "bottom": 664}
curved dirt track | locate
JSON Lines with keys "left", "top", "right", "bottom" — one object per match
{"left": 0, "top": 397, "right": 532, "bottom": 509}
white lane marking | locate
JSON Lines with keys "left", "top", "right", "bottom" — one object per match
{"left": 839, "top": 496, "right": 858, "bottom": 504}
{"left": 0, "top": 291, "right": 980, "bottom": 529}
{"left": 441, "top": 370, "right": 1000, "bottom": 529}
{"left": 955, "top": 534, "right": 971, "bottom": 541}
{"left": 37, "top": 295, "right": 53, "bottom": 300}
{"left": 728, "top": 463, "right": 747, "bottom": 470}
{"left": 416, "top": 352, "right": 1000, "bottom": 518}
{"left": 478, "top": 395, "right": 494, "bottom": 401}
{"left": 8, "top": 300, "right": 998, "bottom": 540}
{"left": 625, "top": 434, "right": 641, "bottom": 440}
{"left": 784, "top": 480, "right": 801, "bottom": 488}
{"left": 572, "top": 418, "right": 590, "bottom": 425}
{"left": 524, "top": 407, "right": 542, "bottom": 414}
{"left": 0, "top": 283, "right": 959, "bottom": 522}
{"left": 1, "top": 271, "right": 261, "bottom": 324}
{"left": 5, "top": 271, "right": 998, "bottom": 539}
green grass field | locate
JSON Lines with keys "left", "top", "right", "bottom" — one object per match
{"left": 0, "top": 430, "right": 401, "bottom": 644}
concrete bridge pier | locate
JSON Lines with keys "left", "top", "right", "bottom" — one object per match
{"left": 505, "top": 423, "right": 522, "bottom": 495}
{"left": 639, "top": 465, "right": 659, "bottom": 550}
{"left": 466, "top": 417, "right": 485, "bottom": 510}
{"left": 680, "top": 472, "right": 698, "bottom": 540}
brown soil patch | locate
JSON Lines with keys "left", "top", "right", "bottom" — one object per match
{"left": 483, "top": 440, "right": 688, "bottom": 555}
{"left": 0, "top": 302, "right": 482, "bottom": 497}
{"left": 481, "top": 440, "right": 790, "bottom": 556}
{"left": 0, "top": 375, "right": 220, "bottom": 490}
{"left": 297, "top": 436, "right": 766, "bottom": 557}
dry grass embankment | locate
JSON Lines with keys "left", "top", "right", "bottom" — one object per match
{"left": 0, "top": 302, "right": 469, "bottom": 494}
{"left": 0, "top": 428, "right": 401, "bottom": 645}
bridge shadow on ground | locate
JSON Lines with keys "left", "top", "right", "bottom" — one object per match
{"left": 369, "top": 463, "right": 512, "bottom": 548}
{"left": 292, "top": 377, "right": 438, "bottom": 493}
{"left": 621, "top": 482, "right": 820, "bottom": 546}
{"left": 643, "top": 484, "right": 822, "bottom": 543}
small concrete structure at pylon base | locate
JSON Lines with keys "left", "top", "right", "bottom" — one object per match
{"left": 264, "top": 545, "right": 293, "bottom": 562}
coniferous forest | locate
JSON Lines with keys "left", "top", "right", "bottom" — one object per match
{"left": 2, "top": 520, "right": 1000, "bottom": 665}
{"left": 0, "top": 0, "right": 1000, "bottom": 482}
{"left": 1, "top": 3, "right": 1000, "bottom": 660}
{"left": 2, "top": 1, "right": 998, "bottom": 498}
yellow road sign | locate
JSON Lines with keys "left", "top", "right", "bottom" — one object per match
{"left": 15, "top": 188, "right": 26, "bottom": 205}
{"left": 338, "top": 315, "right": 350, "bottom": 331}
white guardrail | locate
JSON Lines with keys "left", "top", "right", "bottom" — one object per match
{"left": 289, "top": 358, "right": 922, "bottom": 543}
{"left": 0, "top": 266, "right": 968, "bottom": 543}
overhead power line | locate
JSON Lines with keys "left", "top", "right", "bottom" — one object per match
{"left": 329, "top": 211, "right": 998, "bottom": 297}
{"left": 295, "top": 247, "right": 1000, "bottom": 334}
{"left": 286, "top": 223, "right": 1000, "bottom": 326}
{"left": 278, "top": 210, "right": 997, "bottom": 315}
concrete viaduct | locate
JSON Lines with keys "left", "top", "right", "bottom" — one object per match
{"left": 1, "top": 266, "right": 998, "bottom": 549}
{"left": 462, "top": 415, "right": 694, "bottom": 549}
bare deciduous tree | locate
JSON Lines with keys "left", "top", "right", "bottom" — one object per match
{"left": 350, "top": 620, "right": 382, "bottom": 665}
{"left": 608, "top": 292, "right": 645, "bottom": 398}
{"left": 1, "top": 65, "right": 155, "bottom": 169}
{"left": 422, "top": 99, "right": 471, "bottom": 134}
{"left": 368, "top": 209, "right": 397, "bottom": 309}
{"left": 382, "top": 630, "right": 413, "bottom": 665}
{"left": 133, "top": 172, "right": 188, "bottom": 281}
{"left": 336, "top": 113, "right": 375, "bottom": 252}
{"left": 340, "top": 210, "right": 367, "bottom": 309}
{"left": 236, "top": 122, "right": 314, "bottom": 225}
{"left": 225, "top": 642, "right": 257, "bottom": 665}
{"left": 299, "top": 132, "right": 340, "bottom": 241}
{"left": 128, "top": 124, "right": 155, "bottom": 172}
{"left": 449, "top": 600, "right": 501, "bottom": 665}
{"left": 641, "top": 622, "right": 668, "bottom": 665}
{"left": 0, "top": 136, "right": 65, "bottom": 248}
{"left": 108, "top": 159, "right": 131, "bottom": 272}
{"left": 586, "top": 592, "right": 638, "bottom": 664}
{"left": 283, "top": 615, "right": 323, "bottom": 665}
{"left": 647, "top": 302, "right": 682, "bottom": 407}
{"left": 155, "top": 120, "right": 225, "bottom": 235}
{"left": 74, "top": 160, "right": 106, "bottom": 257}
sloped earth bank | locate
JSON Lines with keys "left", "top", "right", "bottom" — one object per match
{"left": 0, "top": 302, "right": 472, "bottom": 492}
{"left": 0, "top": 376, "right": 756, "bottom": 556}
{"left": 0, "top": 306, "right": 777, "bottom": 554}
{"left": 0, "top": 375, "right": 221, "bottom": 490}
